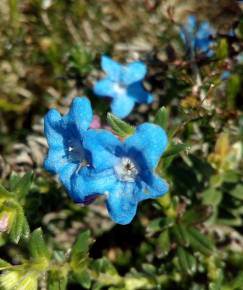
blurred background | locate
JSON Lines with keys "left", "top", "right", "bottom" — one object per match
{"left": 0, "top": 1, "right": 243, "bottom": 289}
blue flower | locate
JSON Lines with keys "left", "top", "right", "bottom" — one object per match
{"left": 73, "top": 123, "right": 169, "bottom": 225}
{"left": 180, "top": 15, "right": 214, "bottom": 56}
{"left": 93, "top": 56, "right": 153, "bottom": 119}
{"left": 44, "top": 96, "right": 98, "bottom": 202}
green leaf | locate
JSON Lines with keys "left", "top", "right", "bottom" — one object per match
{"left": 177, "top": 247, "right": 196, "bottom": 275}
{"left": 9, "top": 206, "right": 25, "bottom": 244}
{"left": 223, "top": 170, "right": 240, "bottom": 183}
{"left": 0, "top": 258, "right": 11, "bottom": 270}
{"left": 154, "top": 107, "right": 169, "bottom": 129}
{"left": 157, "top": 229, "right": 171, "bottom": 257}
{"left": 0, "top": 184, "right": 12, "bottom": 198}
{"left": 229, "top": 185, "right": 243, "bottom": 200}
{"left": 182, "top": 205, "right": 213, "bottom": 225}
{"left": 171, "top": 224, "right": 189, "bottom": 246}
{"left": 209, "top": 270, "right": 223, "bottom": 290}
{"left": 107, "top": 113, "right": 135, "bottom": 138}
{"left": 74, "top": 270, "right": 91, "bottom": 289}
{"left": 187, "top": 227, "right": 214, "bottom": 256}
{"left": 226, "top": 74, "right": 241, "bottom": 110}
{"left": 202, "top": 188, "right": 222, "bottom": 207}
{"left": 20, "top": 214, "right": 30, "bottom": 240}
{"left": 48, "top": 269, "right": 68, "bottom": 290}
{"left": 29, "top": 228, "right": 50, "bottom": 261}
{"left": 14, "top": 172, "right": 33, "bottom": 201}
{"left": 9, "top": 173, "right": 22, "bottom": 191}
{"left": 71, "top": 230, "right": 91, "bottom": 271}
{"left": 162, "top": 143, "right": 190, "bottom": 159}
{"left": 92, "top": 257, "right": 118, "bottom": 275}
{"left": 216, "top": 38, "right": 228, "bottom": 59}
{"left": 146, "top": 217, "right": 174, "bottom": 235}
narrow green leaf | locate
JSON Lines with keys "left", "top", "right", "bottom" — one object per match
{"left": 48, "top": 269, "right": 68, "bottom": 290}
{"left": 71, "top": 230, "right": 91, "bottom": 270}
{"left": 22, "top": 215, "right": 30, "bottom": 239}
{"left": 209, "top": 270, "right": 223, "bottom": 290}
{"left": 29, "top": 228, "right": 50, "bottom": 260}
{"left": 0, "top": 258, "right": 11, "bottom": 270}
{"left": 71, "top": 230, "right": 91, "bottom": 258}
{"left": 187, "top": 227, "right": 214, "bottom": 256}
{"left": 172, "top": 224, "right": 189, "bottom": 246}
{"left": 162, "top": 143, "right": 190, "bottom": 159}
{"left": 226, "top": 74, "right": 241, "bottom": 110}
{"left": 92, "top": 257, "right": 118, "bottom": 275}
{"left": 182, "top": 205, "right": 213, "bottom": 226}
{"left": 146, "top": 217, "right": 174, "bottom": 235}
{"left": 74, "top": 270, "right": 91, "bottom": 289}
{"left": 0, "top": 184, "right": 12, "bottom": 197}
{"left": 229, "top": 185, "right": 243, "bottom": 200}
{"left": 14, "top": 172, "right": 33, "bottom": 201}
{"left": 177, "top": 247, "right": 196, "bottom": 275}
{"left": 107, "top": 113, "right": 135, "bottom": 138}
{"left": 9, "top": 173, "right": 22, "bottom": 191}
{"left": 154, "top": 107, "right": 169, "bottom": 129}
{"left": 9, "top": 206, "right": 24, "bottom": 244}
{"left": 157, "top": 229, "right": 171, "bottom": 257}
{"left": 202, "top": 188, "right": 222, "bottom": 207}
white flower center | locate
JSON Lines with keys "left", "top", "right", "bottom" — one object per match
{"left": 114, "top": 157, "right": 138, "bottom": 182}
{"left": 113, "top": 83, "right": 126, "bottom": 95}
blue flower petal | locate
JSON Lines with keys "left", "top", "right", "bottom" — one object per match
{"left": 127, "top": 82, "right": 153, "bottom": 104}
{"left": 83, "top": 130, "right": 121, "bottom": 171}
{"left": 138, "top": 175, "right": 169, "bottom": 201}
{"left": 44, "top": 109, "right": 63, "bottom": 147}
{"left": 121, "top": 62, "right": 147, "bottom": 85}
{"left": 111, "top": 95, "right": 135, "bottom": 118}
{"left": 71, "top": 168, "right": 117, "bottom": 202}
{"left": 63, "top": 97, "right": 93, "bottom": 132}
{"left": 101, "top": 56, "right": 122, "bottom": 82}
{"left": 58, "top": 163, "right": 78, "bottom": 193}
{"left": 106, "top": 181, "right": 138, "bottom": 225}
{"left": 44, "top": 147, "right": 67, "bottom": 173}
{"left": 124, "top": 123, "right": 168, "bottom": 169}
{"left": 93, "top": 78, "right": 117, "bottom": 98}
{"left": 187, "top": 15, "right": 197, "bottom": 34}
{"left": 197, "top": 21, "right": 213, "bottom": 40}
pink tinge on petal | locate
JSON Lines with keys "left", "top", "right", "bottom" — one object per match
{"left": 90, "top": 115, "right": 101, "bottom": 129}
{"left": 0, "top": 214, "right": 9, "bottom": 232}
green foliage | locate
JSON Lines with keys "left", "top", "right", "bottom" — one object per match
{"left": 107, "top": 113, "right": 135, "bottom": 138}
{"left": 154, "top": 106, "right": 170, "bottom": 129}
{"left": 0, "top": 1, "right": 243, "bottom": 289}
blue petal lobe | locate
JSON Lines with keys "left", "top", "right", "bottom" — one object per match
{"left": 58, "top": 163, "right": 78, "bottom": 194}
{"left": 83, "top": 130, "right": 121, "bottom": 172}
{"left": 64, "top": 97, "right": 93, "bottom": 132}
{"left": 127, "top": 82, "right": 153, "bottom": 104}
{"left": 44, "top": 147, "right": 67, "bottom": 174}
{"left": 121, "top": 62, "right": 147, "bottom": 85}
{"left": 106, "top": 181, "right": 138, "bottom": 225}
{"left": 111, "top": 95, "right": 135, "bottom": 118}
{"left": 44, "top": 109, "right": 63, "bottom": 147}
{"left": 124, "top": 123, "right": 168, "bottom": 169}
{"left": 71, "top": 168, "right": 117, "bottom": 202}
{"left": 93, "top": 78, "right": 117, "bottom": 98}
{"left": 139, "top": 175, "right": 169, "bottom": 201}
{"left": 101, "top": 56, "right": 122, "bottom": 82}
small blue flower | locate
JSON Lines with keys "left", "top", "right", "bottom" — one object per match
{"left": 93, "top": 56, "right": 153, "bottom": 119}
{"left": 44, "top": 97, "right": 98, "bottom": 202}
{"left": 73, "top": 123, "right": 169, "bottom": 225}
{"left": 180, "top": 15, "right": 214, "bottom": 56}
